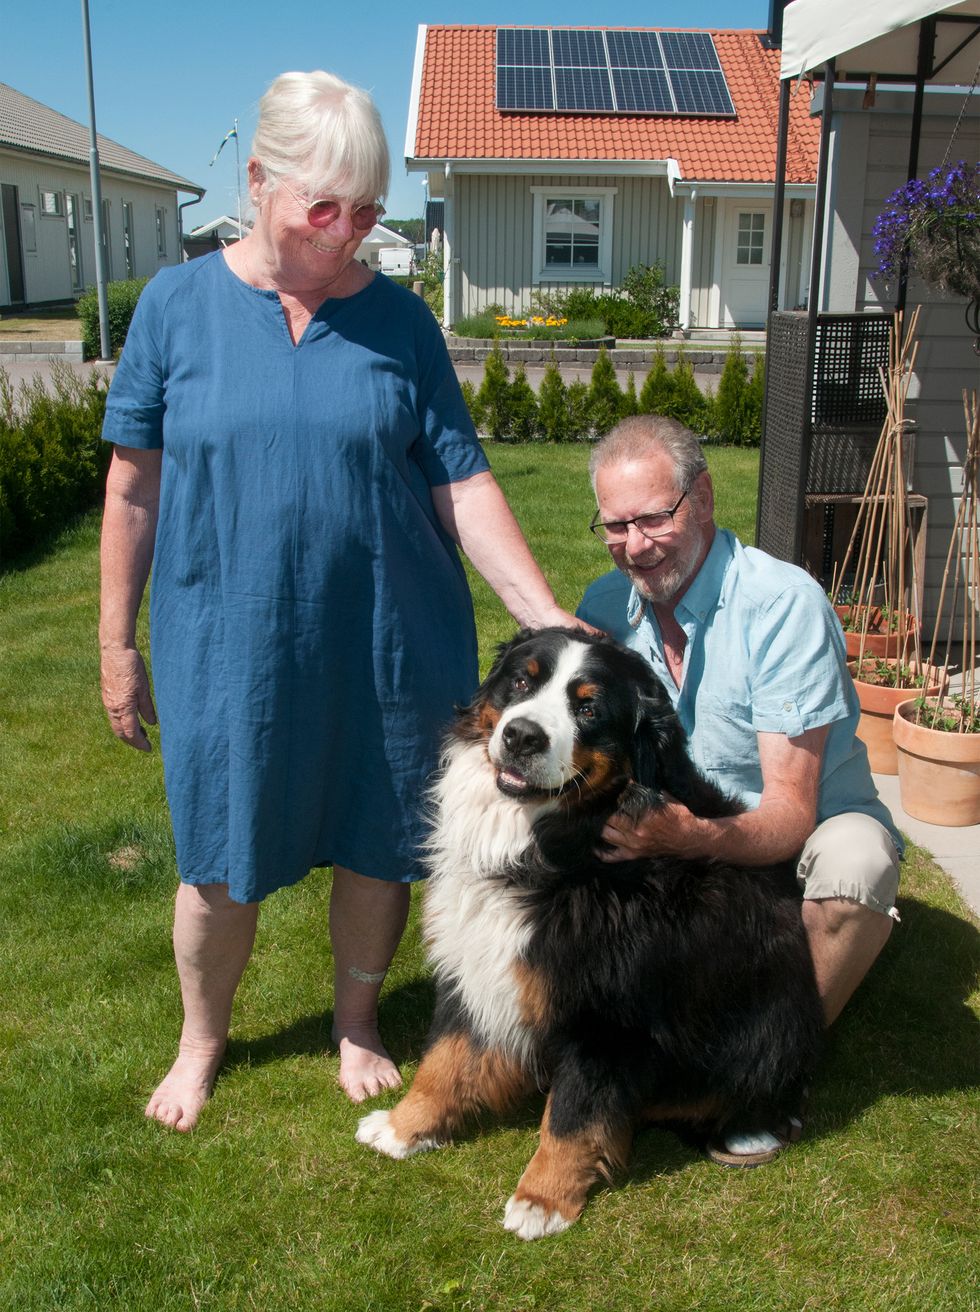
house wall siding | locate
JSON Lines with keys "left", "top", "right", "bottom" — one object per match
{"left": 823, "top": 94, "right": 980, "bottom": 630}
{"left": 0, "top": 149, "right": 182, "bottom": 306}
{"left": 453, "top": 172, "right": 684, "bottom": 321}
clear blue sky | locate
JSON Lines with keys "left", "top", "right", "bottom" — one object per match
{"left": 5, "top": 1, "right": 767, "bottom": 223}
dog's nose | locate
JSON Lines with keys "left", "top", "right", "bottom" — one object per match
{"left": 502, "top": 716, "right": 549, "bottom": 758}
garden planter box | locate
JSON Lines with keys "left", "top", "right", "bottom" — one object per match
{"left": 893, "top": 700, "right": 980, "bottom": 826}
{"left": 848, "top": 660, "right": 944, "bottom": 774}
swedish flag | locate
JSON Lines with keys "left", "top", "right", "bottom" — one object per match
{"left": 209, "top": 126, "right": 238, "bottom": 167}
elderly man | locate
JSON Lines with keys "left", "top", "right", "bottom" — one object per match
{"left": 578, "top": 415, "right": 901, "bottom": 1167}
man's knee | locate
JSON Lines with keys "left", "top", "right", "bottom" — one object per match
{"left": 798, "top": 813, "right": 901, "bottom": 919}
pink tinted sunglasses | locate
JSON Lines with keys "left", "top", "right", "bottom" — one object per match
{"left": 277, "top": 177, "right": 384, "bottom": 230}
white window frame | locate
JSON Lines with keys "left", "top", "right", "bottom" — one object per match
{"left": 530, "top": 185, "right": 616, "bottom": 286}
{"left": 40, "top": 189, "right": 64, "bottom": 217}
{"left": 155, "top": 206, "right": 167, "bottom": 257}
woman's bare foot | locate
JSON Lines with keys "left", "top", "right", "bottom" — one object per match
{"left": 145, "top": 1041, "right": 225, "bottom": 1132}
{"left": 333, "top": 1022, "right": 402, "bottom": 1103}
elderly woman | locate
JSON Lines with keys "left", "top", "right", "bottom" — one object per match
{"left": 100, "top": 70, "right": 581, "bottom": 1131}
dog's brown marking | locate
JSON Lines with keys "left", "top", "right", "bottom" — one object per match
{"left": 514, "top": 960, "right": 552, "bottom": 1031}
{"left": 570, "top": 743, "right": 623, "bottom": 798}
{"left": 475, "top": 699, "right": 502, "bottom": 737}
{"left": 511, "top": 1093, "right": 633, "bottom": 1224}
{"left": 574, "top": 681, "right": 600, "bottom": 702}
{"left": 387, "top": 1033, "right": 531, "bottom": 1147}
{"left": 640, "top": 1095, "right": 727, "bottom": 1126}
{"left": 525, "top": 657, "right": 540, "bottom": 678}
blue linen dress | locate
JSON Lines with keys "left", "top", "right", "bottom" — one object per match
{"left": 102, "top": 253, "right": 489, "bottom": 903}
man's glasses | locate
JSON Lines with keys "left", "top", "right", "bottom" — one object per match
{"left": 589, "top": 488, "right": 689, "bottom": 544}
{"left": 277, "top": 178, "right": 384, "bottom": 231}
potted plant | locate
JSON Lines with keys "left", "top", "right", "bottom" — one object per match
{"left": 872, "top": 160, "right": 980, "bottom": 343}
{"left": 830, "top": 310, "right": 928, "bottom": 768}
{"left": 894, "top": 390, "right": 980, "bottom": 824}
{"left": 849, "top": 655, "right": 944, "bottom": 774}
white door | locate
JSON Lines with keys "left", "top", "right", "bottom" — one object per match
{"left": 720, "top": 203, "right": 771, "bottom": 328}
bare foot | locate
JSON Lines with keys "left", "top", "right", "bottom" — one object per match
{"left": 333, "top": 1023, "right": 402, "bottom": 1103}
{"left": 145, "top": 1042, "right": 225, "bottom": 1132}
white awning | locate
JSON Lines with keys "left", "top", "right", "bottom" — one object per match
{"left": 780, "top": 0, "right": 980, "bottom": 83}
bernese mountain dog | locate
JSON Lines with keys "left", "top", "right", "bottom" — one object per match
{"left": 357, "top": 628, "right": 822, "bottom": 1240}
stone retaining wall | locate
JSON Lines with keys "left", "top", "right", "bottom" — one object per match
{"left": 0, "top": 340, "right": 84, "bottom": 364}
{"left": 446, "top": 339, "right": 751, "bottom": 373}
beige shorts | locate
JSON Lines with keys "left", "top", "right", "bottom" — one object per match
{"left": 797, "top": 813, "right": 901, "bottom": 919}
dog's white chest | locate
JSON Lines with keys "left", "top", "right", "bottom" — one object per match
{"left": 423, "top": 743, "right": 553, "bottom": 1065}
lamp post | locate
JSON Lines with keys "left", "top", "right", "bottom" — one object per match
{"left": 80, "top": 0, "right": 111, "bottom": 361}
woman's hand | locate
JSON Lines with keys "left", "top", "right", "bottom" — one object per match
{"left": 101, "top": 644, "right": 157, "bottom": 751}
{"left": 527, "top": 603, "right": 603, "bottom": 635}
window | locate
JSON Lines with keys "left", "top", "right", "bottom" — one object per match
{"left": 531, "top": 186, "right": 616, "bottom": 284}
{"left": 155, "top": 206, "right": 167, "bottom": 257}
{"left": 20, "top": 203, "right": 37, "bottom": 253}
{"left": 83, "top": 197, "right": 93, "bottom": 220}
{"left": 122, "top": 202, "right": 135, "bottom": 277}
{"left": 40, "top": 190, "right": 63, "bottom": 217}
{"left": 736, "top": 212, "right": 765, "bottom": 266}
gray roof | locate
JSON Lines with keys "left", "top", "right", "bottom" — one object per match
{"left": 0, "top": 82, "right": 204, "bottom": 195}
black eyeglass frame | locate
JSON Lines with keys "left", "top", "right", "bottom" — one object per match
{"left": 589, "top": 487, "right": 689, "bottom": 544}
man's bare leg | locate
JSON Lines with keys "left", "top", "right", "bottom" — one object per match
{"left": 803, "top": 896, "right": 893, "bottom": 1026}
{"left": 145, "top": 882, "right": 258, "bottom": 1131}
{"left": 330, "top": 865, "right": 410, "bottom": 1103}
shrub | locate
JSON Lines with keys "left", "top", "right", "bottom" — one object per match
{"left": 415, "top": 251, "right": 444, "bottom": 320}
{"left": 565, "top": 380, "right": 593, "bottom": 441}
{"left": 588, "top": 347, "right": 623, "bottom": 438}
{"left": 507, "top": 365, "right": 539, "bottom": 443}
{"left": 745, "top": 353, "right": 765, "bottom": 447}
{"left": 536, "top": 360, "right": 570, "bottom": 442}
{"left": 459, "top": 379, "right": 484, "bottom": 432}
{"left": 0, "top": 362, "right": 110, "bottom": 559}
{"left": 668, "top": 357, "right": 712, "bottom": 434}
{"left": 712, "top": 334, "right": 749, "bottom": 443}
{"left": 454, "top": 313, "right": 500, "bottom": 338}
{"left": 638, "top": 345, "right": 675, "bottom": 415}
{"left": 76, "top": 277, "right": 150, "bottom": 359}
{"left": 621, "top": 371, "right": 639, "bottom": 418}
{"left": 475, "top": 343, "right": 511, "bottom": 439}
{"left": 537, "top": 264, "right": 680, "bottom": 339}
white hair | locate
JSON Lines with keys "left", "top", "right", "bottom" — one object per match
{"left": 589, "top": 415, "right": 708, "bottom": 495}
{"left": 252, "top": 70, "right": 390, "bottom": 203}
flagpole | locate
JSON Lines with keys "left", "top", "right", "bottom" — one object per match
{"left": 233, "top": 117, "right": 242, "bottom": 239}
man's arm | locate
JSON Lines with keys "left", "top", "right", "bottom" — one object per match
{"left": 600, "top": 724, "right": 829, "bottom": 866}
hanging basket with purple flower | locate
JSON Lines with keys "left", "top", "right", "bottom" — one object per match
{"left": 872, "top": 161, "right": 980, "bottom": 303}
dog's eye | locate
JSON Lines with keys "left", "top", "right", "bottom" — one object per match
{"left": 577, "top": 702, "right": 596, "bottom": 720}
{"left": 512, "top": 674, "right": 530, "bottom": 693}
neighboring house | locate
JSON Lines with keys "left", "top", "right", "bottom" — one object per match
{"left": 184, "top": 215, "right": 252, "bottom": 260}
{"left": 355, "top": 221, "right": 414, "bottom": 271}
{"left": 0, "top": 81, "right": 204, "bottom": 308}
{"left": 758, "top": 0, "right": 980, "bottom": 632}
{"left": 404, "top": 22, "right": 820, "bottom": 330}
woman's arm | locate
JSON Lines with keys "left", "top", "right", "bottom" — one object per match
{"left": 99, "top": 446, "right": 163, "bottom": 751}
{"left": 432, "top": 471, "right": 592, "bottom": 630}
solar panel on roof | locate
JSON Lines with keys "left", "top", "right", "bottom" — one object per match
{"left": 494, "top": 27, "right": 735, "bottom": 117}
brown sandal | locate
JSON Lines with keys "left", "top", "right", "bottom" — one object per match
{"left": 705, "top": 1114, "right": 804, "bottom": 1169}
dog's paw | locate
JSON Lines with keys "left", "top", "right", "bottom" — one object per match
{"left": 503, "top": 1194, "right": 573, "bottom": 1241}
{"left": 355, "top": 1109, "right": 441, "bottom": 1159}
{"left": 617, "top": 781, "right": 662, "bottom": 820}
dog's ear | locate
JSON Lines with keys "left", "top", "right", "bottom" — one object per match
{"left": 631, "top": 693, "right": 691, "bottom": 795}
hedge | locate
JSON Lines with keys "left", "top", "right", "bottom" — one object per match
{"left": 0, "top": 363, "right": 111, "bottom": 562}
{"left": 76, "top": 277, "right": 149, "bottom": 360}
{"left": 462, "top": 341, "right": 764, "bottom": 446}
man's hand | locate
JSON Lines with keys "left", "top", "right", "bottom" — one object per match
{"left": 599, "top": 795, "right": 708, "bottom": 862}
{"left": 101, "top": 644, "right": 157, "bottom": 751}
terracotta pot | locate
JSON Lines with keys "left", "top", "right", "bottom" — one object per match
{"left": 834, "top": 605, "right": 918, "bottom": 660}
{"left": 893, "top": 699, "right": 980, "bottom": 826}
{"left": 848, "top": 660, "right": 944, "bottom": 775}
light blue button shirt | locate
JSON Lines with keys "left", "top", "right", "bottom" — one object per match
{"left": 577, "top": 529, "right": 902, "bottom": 851}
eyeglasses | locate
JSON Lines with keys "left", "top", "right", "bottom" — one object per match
{"left": 589, "top": 488, "right": 689, "bottom": 544}
{"left": 277, "top": 178, "right": 384, "bottom": 231}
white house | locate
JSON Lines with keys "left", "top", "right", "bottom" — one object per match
{"left": 0, "top": 81, "right": 203, "bottom": 308}
{"left": 404, "top": 22, "right": 820, "bottom": 331}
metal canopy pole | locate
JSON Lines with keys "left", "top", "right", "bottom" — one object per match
{"left": 796, "top": 57, "right": 837, "bottom": 563}
{"left": 897, "top": 17, "right": 936, "bottom": 317}
{"left": 80, "top": 0, "right": 111, "bottom": 361}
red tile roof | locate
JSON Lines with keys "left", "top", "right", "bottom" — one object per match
{"left": 412, "top": 26, "right": 818, "bottom": 185}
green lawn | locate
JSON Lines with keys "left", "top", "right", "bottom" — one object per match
{"left": 0, "top": 445, "right": 977, "bottom": 1312}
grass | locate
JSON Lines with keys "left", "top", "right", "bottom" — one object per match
{"left": 1, "top": 445, "right": 977, "bottom": 1311}
{"left": 0, "top": 307, "right": 81, "bottom": 340}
